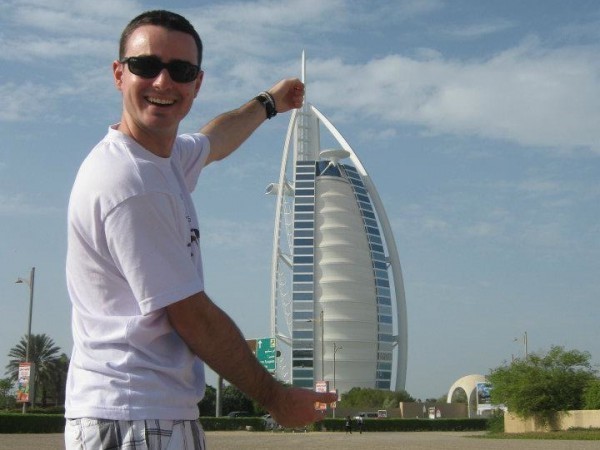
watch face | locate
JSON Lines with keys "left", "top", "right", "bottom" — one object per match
{"left": 256, "top": 92, "right": 277, "bottom": 118}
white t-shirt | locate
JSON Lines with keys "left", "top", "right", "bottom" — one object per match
{"left": 65, "top": 126, "right": 210, "bottom": 420}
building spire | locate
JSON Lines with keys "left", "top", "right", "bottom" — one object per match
{"left": 301, "top": 50, "right": 307, "bottom": 108}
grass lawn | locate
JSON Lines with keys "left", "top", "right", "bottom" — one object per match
{"left": 483, "top": 429, "right": 600, "bottom": 440}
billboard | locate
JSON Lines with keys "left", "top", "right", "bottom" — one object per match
{"left": 476, "top": 382, "right": 492, "bottom": 405}
{"left": 315, "top": 380, "right": 329, "bottom": 411}
{"left": 16, "top": 362, "right": 33, "bottom": 403}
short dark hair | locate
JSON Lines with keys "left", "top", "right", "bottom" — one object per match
{"left": 119, "top": 10, "right": 203, "bottom": 68}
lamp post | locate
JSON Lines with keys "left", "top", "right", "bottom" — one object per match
{"left": 16, "top": 267, "right": 35, "bottom": 413}
{"left": 332, "top": 342, "right": 342, "bottom": 418}
{"left": 514, "top": 331, "right": 528, "bottom": 360}
{"left": 306, "top": 311, "right": 325, "bottom": 381}
{"left": 319, "top": 310, "right": 324, "bottom": 381}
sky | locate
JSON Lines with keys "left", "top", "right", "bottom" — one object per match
{"left": 1, "top": 0, "right": 599, "bottom": 401}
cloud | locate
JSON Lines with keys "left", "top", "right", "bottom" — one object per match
{"left": 309, "top": 38, "right": 600, "bottom": 153}
{"left": 465, "top": 221, "right": 502, "bottom": 238}
{"left": 517, "top": 178, "right": 564, "bottom": 197}
{"left": 441, "top": 19, "right": 514, "bottom": 39}
{"left": 201, "top": 217, "right": 271, "bottom": 251}
{"left": 390, "top": 163, "right": 596, "bottom": 256}
{"left": 6, "top": 0, "right": 140, "bottom": 35}
{"left": 0, "top": 193, "right": 61, "bottom": 216}
{"left": 186, "top": 0, "right": 347, "bottom": 76}
{"left": 0, "top": 36, "right": 114, "bottom": 61}
{"left": 2, "top": 0, "right": 599, "bottom": 156}
{"left": 0, "top": 0, "right": 141, "bottom": 61}
{"left": 0, "top": 82, "right": 51, "bottom": 122}
{"left": 0, "top": 67, "right": 115, "bottom": 123}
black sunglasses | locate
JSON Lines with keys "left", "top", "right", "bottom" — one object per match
{"left": 120, "top": 56, "right": 200, "bottom": 83}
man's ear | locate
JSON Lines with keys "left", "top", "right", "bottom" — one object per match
{"left": 113, "top": 60, "right": 124, "bottom": 91}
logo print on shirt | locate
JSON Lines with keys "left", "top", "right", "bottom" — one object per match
{"left": 189, "top": 228, "right": 199, "bottom": 258}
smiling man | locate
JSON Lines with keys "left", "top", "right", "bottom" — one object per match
{"left": 64, "top": 10, "right": 335, "bottom": 450}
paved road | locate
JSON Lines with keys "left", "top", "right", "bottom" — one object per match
{"left": 1, "top": 431, "right": 599, "bottom": 450}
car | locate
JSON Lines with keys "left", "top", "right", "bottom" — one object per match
{"left": 354, "top": 412, "right": 379, "bottom": 421}
{"left": 227, "top": 411, "right": 251, "bottom": 418}
{"left": 262, "top": 413, "right": 280, "bottom": 430}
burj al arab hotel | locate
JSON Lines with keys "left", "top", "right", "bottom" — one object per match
{"left": 266, "top": 55, "right": 407, "bottom": 394}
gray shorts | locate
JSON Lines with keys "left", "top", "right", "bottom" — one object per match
{"left": 65, "top": 418, "right": 205, "bottom": 450}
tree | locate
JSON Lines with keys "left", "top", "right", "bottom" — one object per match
{"left": 488, "top": 346, "right": 596, "bottom": 424}
{"left": 0, "top": 378, "right": 16, "bottom": 410}
{"left": 340, "top": 387, "right": 414, "bottom": 408}
{"left": 47, "top": 353, "right": 70, "bottom": 407}
{"left": 5, "top": 334, "right": 61, "bottom": 407}
{"left": 199, "top": 384, "right": 216, "bottom": 417}
{"left": 583, "top": 379, "right": 600, "bottom": 410}
{"left": 222, "top": 384, "right": 254, "bottom": 415}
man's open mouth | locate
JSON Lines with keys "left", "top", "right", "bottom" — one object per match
{"left": 146, "top": 96, "right": 175, "bottom": 107}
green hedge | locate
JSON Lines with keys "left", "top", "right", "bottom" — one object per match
{"left": 0, "top": 413, "right": 66, "bottom": 433}
{"left": 0, "top": 414, "right": 488, "bottom": 434}
{"left": 0, "top": 415, "right": 268, "bottom": 434}
{"left": 199, "top": 417, "right": 266, "bottom": 431}
{"left": 314, "top": 418, "right": 489, "bottom": 432}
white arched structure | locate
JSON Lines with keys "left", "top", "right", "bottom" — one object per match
{"left": 266, "top": 53, "right": 407, "bottom": 394}
{"left": 447, "top": 374, "right": 487, "bottom": 417}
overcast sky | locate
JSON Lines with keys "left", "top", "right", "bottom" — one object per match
{"left": 1, "top": 0, "right": 599, "bottom": 400}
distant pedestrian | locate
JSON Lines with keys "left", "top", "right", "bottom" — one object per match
{"left": 357, "top": 415, "right": 364, "bottom": 433}
{"left": 345, "top": 415, "right": 352, "bottom": 434}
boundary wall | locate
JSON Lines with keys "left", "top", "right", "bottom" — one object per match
{"left": 505, "top": 410, "right": 600, "bottom": 433}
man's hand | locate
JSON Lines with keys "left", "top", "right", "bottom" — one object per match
{"left": 266, "top": 385, "right": 338, "bottom": 429}
{"left": 267, "top": 78, "right": 305, "bottom": 113}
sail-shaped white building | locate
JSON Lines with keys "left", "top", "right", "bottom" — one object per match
{"left": 266, "top": 54, "right": 407, "bottom": 394}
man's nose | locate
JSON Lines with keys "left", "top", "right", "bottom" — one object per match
{"left": 152, "top": 68, "right": 174, "bottom": 86}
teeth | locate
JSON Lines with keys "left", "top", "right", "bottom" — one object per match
{"left": 147, "top": 97, "right": 175, "bottom": 105}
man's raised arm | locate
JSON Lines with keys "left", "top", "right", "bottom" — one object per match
{"left": 201, "top": 78, "right": 304, "bottom": 165}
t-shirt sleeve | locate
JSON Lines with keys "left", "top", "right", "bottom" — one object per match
{"left": 176, "top": 133, "right": 211, "bottom": 192}
{"left": 105, "top": 191, "right": 204, "bottom": 315}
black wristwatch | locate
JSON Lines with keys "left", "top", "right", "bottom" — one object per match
{"left": 255, "top": 91, "right": 277, "bottom": 119}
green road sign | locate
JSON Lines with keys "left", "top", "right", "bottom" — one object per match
{"left": 255, "top": 337, "right": 277, "bottom": 372}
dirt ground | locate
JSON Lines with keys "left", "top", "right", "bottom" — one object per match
{"left": 2, "top": 430, "right": 600, "bottom": 450}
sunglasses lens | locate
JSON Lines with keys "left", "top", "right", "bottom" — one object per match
{"left": 123, "top": 57, "right": 198, "bottom": 83}
{"left": 168, "top": 61, "right": 199, "bottom": 83}
{"left": 127, "top": 57, "right": 162, "bottom": 78}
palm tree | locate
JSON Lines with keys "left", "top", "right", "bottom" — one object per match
{"left": 49, "top": 353, "right": 70, "bottom": 406}
{"left": 5, "top": 334, "right": 61, "bottom": 407}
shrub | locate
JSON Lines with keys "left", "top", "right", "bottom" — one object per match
{"left": 313, "top": 418, "right": 489, "bottom": 432}
{"left": 0, "top": 413, "right": 65, "bottom": 433}
{"left": 199, "top": 416, "right": 264, "bottom": 431}
{"left": 583, "top": 380, "right": 600, "bottom": 410}
{"left": 487, "top": 411, "right": 505, "bottom": 433}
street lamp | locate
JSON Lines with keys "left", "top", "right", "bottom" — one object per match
{"left": 16, "top": 267, "right": 35, "bottom": 413}
{"left": 319, "top": 310, "right": 324, "bottom": 381}
{"left": 306, "top": 311, "right": 325, "bottom": 381}
{"left": 513, "top": 331, "right": 528, "bottom": 360}
{"left": 332, "top": 342, "right": 342, "bottom": 418}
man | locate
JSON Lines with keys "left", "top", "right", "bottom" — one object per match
{"left": 65, "top": 10, "right": 335, "bottom": 449}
